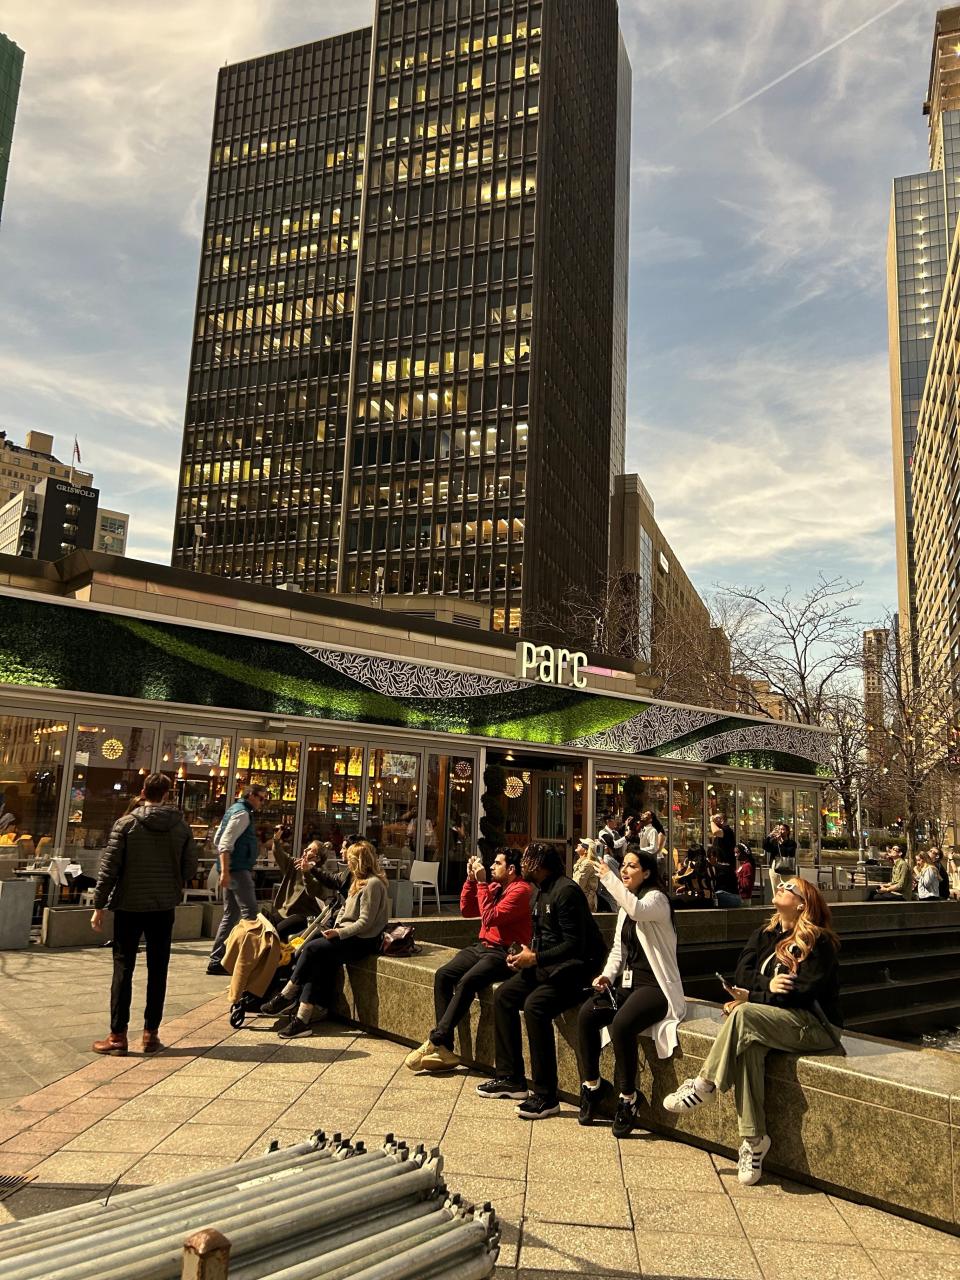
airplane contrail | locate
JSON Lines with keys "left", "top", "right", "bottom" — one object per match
{"left": 699, "top": 0, "right": 912, "bottom": 132}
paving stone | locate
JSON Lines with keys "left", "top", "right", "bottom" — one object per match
{"left": 869, "top": 1252, "right": 960, "bottom": 1280}
{"left": 119, "top": 1152, "right": 226, "bottom": 1185}
{"left": 733, "top": 1194, "right": 858, "bottom": 1245}
{"left": 27, "top": 1149, "right": 139, "bottom": 1184}
{"left": 634, "top": 1230, "right": 762, "bottom": 1280}
{"left": 625, "top": 1189, "right": 743, "bottom": 1236}
{"left": 519, "top": 1222, "right": 639, "bottom": 1274}
{"left": 620, "top": 1152, "right": 724, "bottom": 1193}
{"left": 152, "top": 1123, "right": 270, "bottom": 1159}
{"left": 751, "top": 1239, "right": 883, "bottom": 1280}
{"left": 63, "top": 1119, "right": 181, "bottom": 1153}
{"left": 524, "top": 1177, "right": 631, "bottom": 1228}
{"left": 831, "top": 1198, "right": 960, "bottom": 1253}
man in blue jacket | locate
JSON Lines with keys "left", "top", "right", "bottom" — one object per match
{"left": 206, "top": 784, "right": 268, "bottom": 975}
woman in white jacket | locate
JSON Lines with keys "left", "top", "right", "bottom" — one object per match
{"left": 576, "top": 849, "right": 686, "bottom": 1139}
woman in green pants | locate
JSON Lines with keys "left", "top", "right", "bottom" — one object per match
{"left": 663, "top": 877, "right": 842, "bottom": 1186}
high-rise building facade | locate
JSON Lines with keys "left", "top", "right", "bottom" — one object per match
{"left": 0, "top": 33, "right": 23, "bottom": 225}
{"left": 172, "top": 0, "right": 630, "bottom": 633}
{"left": 888, "top": 7, "right": 960, "bottom": 647}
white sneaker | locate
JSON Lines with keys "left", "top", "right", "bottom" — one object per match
{"left": 662, "top": 1078, "right": 714, "bottom": 1114}
{"left": 737, "top": 1135, "right": 771, "bottom": 1185}
{"left": 404, "top": 1040, "right": 435, "bottom": 1072}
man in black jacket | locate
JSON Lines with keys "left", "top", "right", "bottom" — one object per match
{"left": 90, "top": 773, "right": 199, "bottom": 1056}
{"left": 477, "top": 843, "right": 606, "bottom": 1119}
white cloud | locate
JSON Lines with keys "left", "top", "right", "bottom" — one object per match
{"left": 627, "top": 347, "right": 895, "bottom": 577}
{"left": 631, "top": 224, "right": 703, "bottom": 265}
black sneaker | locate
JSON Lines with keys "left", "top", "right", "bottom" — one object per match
{"left": 578, "top": 1078, "right": 612, "bottom": 1126}
{"left": 206, "top": 962, "right": 228, "bottom": 976}
{"left": 612, "top": 1094, "right": 641, "bottom": 1139}
{"left": 260, "top": 990, "right": 299, "bottom": 1017}
{"left": 516, "top": 1094, "right": 561, "bottom": 1120}
{"left": 476, "top": 1077, "right": 528, "bottom": 1100}
{"left": 277, "top": 1016, "right": 312, "bottom": 1040}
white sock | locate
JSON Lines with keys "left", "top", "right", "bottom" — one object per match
{"left": 583, "top": 1080, "right": 601, "bottom": 1091}
{"left": 281, "top": 981, "right": 298, "bottom": 998}
{"left": 296, "top": 1002, "right": 314, "bottom": 1023}
{"left": 695, "top": 1077, "right": 715, "bottom": 1093}
{"left": 619, "top": 1092, "right": 637, "bottom": 1104}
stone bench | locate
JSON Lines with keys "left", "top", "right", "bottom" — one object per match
{"left": 40, "top": 903, "right": 205, "bottom": 947}
{"left": 340, "top": 941, "right": 960, "bottom": 1235}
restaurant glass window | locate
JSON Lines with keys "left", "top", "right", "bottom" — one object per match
{"left": 236, "top": 737, "right": 302, "bottom": 846}
{"left": 595, "top": 770, "right": 626, "bottom": 825}
{"left": 768, "top": 787, "right": 795, "bottom": 836}
{"left": 302, "top": 742, "right": 364, "bottom": 854}
{"left": 504, "top": 769, "right": 531, "bottom": 848}
{"left": 737, "top": 786, "right": 766, "bottom": 852}
{"left": 366, "top": 748, "right": 420, "bottom": 868}
{"left": 795, "top": 789, "right": 817, "bottom": 852}
{"left": 66, "top": 723, "right": 156, "bottom": 855}
{"left": 706, "top": 781, "right": 736, "bottom": 829}
{"left": 0, "top": 714, "right": 68, "bottom": 854}
{"left": 536, "top": 772, "right": 568, "bottom": 842}
{"left": 671, "top": 779, "right": 704, "bottom": 870}
{"left": 636, "top": 775, "right": 669, "bottom": 833}
{"left": 425, "top": 753, "right": 475, "bottom": 894}
{"left": 160, "top": 731, "right": 232, "bottom": 853}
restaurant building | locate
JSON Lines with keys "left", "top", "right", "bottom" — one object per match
{"left": 0, "top": 552, "right": 828, "bottom": 893}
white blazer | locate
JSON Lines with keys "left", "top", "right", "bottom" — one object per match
{"left": 598, "top": 868, "right": 687, "bottom": 1059}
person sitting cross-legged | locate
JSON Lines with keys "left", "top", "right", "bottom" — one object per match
{"left": 405, "top": 847, "right": 532, "bottom": 1073}
{"left": 261, "top": 840, "right": 388, "bottom": 1038}
{"left": 663, "top": 877, "right": 843, "bottom": 1186}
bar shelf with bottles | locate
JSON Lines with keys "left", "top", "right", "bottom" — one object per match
{"left": 235, "top": 738, "right": 301, "bottom": 822}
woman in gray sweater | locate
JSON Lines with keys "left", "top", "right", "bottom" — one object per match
{"left": 264, "top": 840, "right": 389, "bottom": 1038}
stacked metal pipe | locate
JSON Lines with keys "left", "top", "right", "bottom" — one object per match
{"left": 0, "top": 1132, "right": 500, "bottom": 1280}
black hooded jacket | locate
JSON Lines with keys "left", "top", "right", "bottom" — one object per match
{"left": 94, "top": 804, "right": 200, "bottom": 912}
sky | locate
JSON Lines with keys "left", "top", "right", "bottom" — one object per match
{"left": 0, "top": 0, "right": 940, "bottom": 623}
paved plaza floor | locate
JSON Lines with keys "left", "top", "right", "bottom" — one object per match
{"left": 1, "top": 945, "right": 960, "bottom": 1278}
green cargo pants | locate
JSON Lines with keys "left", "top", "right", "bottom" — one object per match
{"left": 701, "top": 1001, "right": 837, "bottom": 1139}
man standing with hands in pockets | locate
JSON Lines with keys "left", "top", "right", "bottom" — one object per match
{"left": 90, "top": 773, "right": 198, "bottom": 1055}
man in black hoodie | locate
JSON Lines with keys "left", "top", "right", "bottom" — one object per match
{"left": 90, "top": 773, "right": 199, "bottom": 1056}
{"left": 477, "top": 843, "right": 606, "bottom": 1119}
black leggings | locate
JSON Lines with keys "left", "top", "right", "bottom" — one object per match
{"left": 576, "top": 983, "right": 668, "bottom": 1097}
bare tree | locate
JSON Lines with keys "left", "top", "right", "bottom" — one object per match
{"left": 714, "top": 576, "right": 863, "bottom": 725}
{"left": 819, "top": 686, "right": 871, "bottom": 848}
{"left": 872, "top": 617, "right": 959, "bottom": 851}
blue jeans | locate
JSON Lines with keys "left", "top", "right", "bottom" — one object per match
{"left": 715, "top": 890, "right": 744, "bottom": 909}
{"left": 209, "top": 869, "right": 259, "bottom": 963}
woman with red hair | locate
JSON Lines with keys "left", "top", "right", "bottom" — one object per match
{"left": 663, "top": 877, "right": 842, "bottom": 1185}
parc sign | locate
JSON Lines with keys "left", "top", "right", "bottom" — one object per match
{"left": 515, "top": 641, "right": 588, "bottom": 689}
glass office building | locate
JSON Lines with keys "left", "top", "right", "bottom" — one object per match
{"left": 0, "top": 33, "right": 23, "bottom": 225}
{"left": 887, "top": 7, "right": 960, "bottom": 643}
{"left": 172, "top": 0, "right": 631, "bottom": 634}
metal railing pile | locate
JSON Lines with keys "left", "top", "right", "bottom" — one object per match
{"left": 0, "top": 1132, "right": 500, "bottom": 1280}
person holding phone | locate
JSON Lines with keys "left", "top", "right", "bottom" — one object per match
{"left": 663, "top": 877, "right": 842, "bottom": 1185}
{"left": 405, "top": 848, "right": 531, "bottom": 1073}
{"left": 576, "top": 850, "right": 686, "bottom": 1138}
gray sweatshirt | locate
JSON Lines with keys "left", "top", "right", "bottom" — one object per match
{"left": 336, "top": 875, "right": 389, "bottom": 940}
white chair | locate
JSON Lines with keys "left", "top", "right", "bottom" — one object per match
{"left": 79, "top": 889, "right": 97, "bottom": 907}
{"left": 409, "top": 859, "right": 441, "bottom": 915}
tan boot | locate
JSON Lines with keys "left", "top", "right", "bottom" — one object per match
{"left": 420, "top": 1045, "right": 461, "bottom": 1071}
{"left": 142, "top": 1030, "right": 165, "bottom": 1054}
{"left": 92, "top": 1032, "right": 128, "bottom": 1056}
{"left": 404, "top": 1040, "right": 435, "bottom": 1072}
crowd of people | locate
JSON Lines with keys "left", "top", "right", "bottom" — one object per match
{"left": 94, "top": 781, "right": 948, "bottom": 1188}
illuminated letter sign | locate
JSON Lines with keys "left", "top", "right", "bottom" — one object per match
{"left": 516, "top": 642, "right": 588, "bottom": 689}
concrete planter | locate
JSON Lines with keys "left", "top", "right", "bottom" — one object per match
{"left": 41, "top": 903, "right": 205, "bottom": 948}
{"left": 0, "top": 878, "right": 36, "bottom": 949}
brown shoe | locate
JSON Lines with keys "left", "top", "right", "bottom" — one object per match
{"left": 142, "top": 1030, "right": 165, "bottom": 1054}
{"left": 92, "top": 1032, "right": 128, "bottom": 1056}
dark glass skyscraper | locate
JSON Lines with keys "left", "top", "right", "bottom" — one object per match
{"left": 0, "top": 33, "right": 24, "bottom": 226}
{"left": 173, "top": 0, "right": 630, "bottom": 633}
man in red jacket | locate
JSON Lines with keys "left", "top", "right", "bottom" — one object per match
{"left": 405, "top": 847, "right": 532, "bottom": 1072}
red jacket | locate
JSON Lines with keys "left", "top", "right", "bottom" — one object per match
{"left": 737, "top": 859, "right": 756, "bottom": 901}
{"left": 460, "top": 876, "right": 532, "bottom": 949}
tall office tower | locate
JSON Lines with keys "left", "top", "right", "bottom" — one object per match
{"left": 887, "top": 6, "right": 960, "bottom": 651}
{"left": 0, "top": 33, "right": 23, "bottom": 225}
{"left": 609, "top": 31, "right": 631, "bottom": 492}
{"left": 173, "top": 0, "right": 630, "bottom": 634}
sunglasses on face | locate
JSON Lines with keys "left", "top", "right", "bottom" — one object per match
{"left": 778, "top": 881, "right": 803, "bottom": 899}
